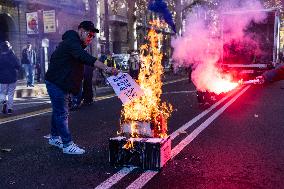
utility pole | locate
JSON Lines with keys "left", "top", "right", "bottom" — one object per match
{"left": 127, "top": 0, "right": 137, "bottom": 51}
{"left": 89, "top": 0, "right": 100, "bottom": 56}
{"left": 104, "top": 0, "right": 110, "bottom": 54}
{"left": 175, "top": 0, "right": 182, "bottom": 36}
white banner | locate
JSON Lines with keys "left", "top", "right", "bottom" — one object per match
{"left": 107, "top": 73, "right": 144, "bottom": 104}
{"left": 43, "top": 10, "right": 56, "bottom": 33}
{"left": 26, "top": 12, "right": 39, "bottom": 34}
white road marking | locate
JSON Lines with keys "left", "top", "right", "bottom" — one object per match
{"left": 93, "top": 87, "right": 242, "bottom": 189}
{"left": 14, "top": 101, "right": 51, "bottom": 106}
{"left": 170, "top": 90, "right": 235, "bottom": 140}
{"left": 126, "top": 86, "right": 250, "bottom": 189}
{"left": 14, "top": 96, "right": 50, "bottom": 101}
{"left": 2, "top": 80, "right": 248, "bottom": 188}
{"left": 126, "top": 171, "right": 158, "bottom": 189}
{"left": 94, "top": 167, "right": 136, "bottom": 189}
{"left": 171, "top": 85, "right": 250, "bottom": 158}
{"left": 95, "top": 95, "right": 116, "bottom": 101}
{"left": 0, "top": 109, "right": 52, "bottom": 125}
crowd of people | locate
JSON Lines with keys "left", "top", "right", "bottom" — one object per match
{"left": 0, "top": 33, "right": 143, "bottom": 116}
{"left": 0, "top": 19, "right": 145, "bottom": 154}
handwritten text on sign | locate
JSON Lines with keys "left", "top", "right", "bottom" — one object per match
{"left": 107, "top": 73, "right": 144, "bottom": 104}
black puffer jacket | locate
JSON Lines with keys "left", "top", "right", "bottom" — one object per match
{"left": 263, "top": 64, "right": 284, "bottom": 83}
{"left": 0, "top": 49, "right": 20, "bottom": 84}
{"left": 45, "top": 30, "right": 97, "bottom": 94}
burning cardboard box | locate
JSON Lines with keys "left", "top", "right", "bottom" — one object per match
{"left": 109, "top": 136, "right": 171, "bottom": 170}
{"left": 109, "top": 19, "right": 173, "bottom": 170}
{"left": 120, "top": 113, "right": 167, "bottom": 138}
{"left": 111, "top": 114, "right": 170, "bottom": 170}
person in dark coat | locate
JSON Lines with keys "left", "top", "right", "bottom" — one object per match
{"left": 69, "top": 64, "right": 94, "bottom": 111}
{"left": 70, "top": 52, "right": 112, "bottom": 110}
{"left": 256, "top": 64, "right": 284, "bottom": 84}
{"left": 21, "top": 42, "right": 37, "bottom": 87}
{"left": 45, "top": 21, "right": 118, "bottom": 155}
{"left": 0, "top": 41, "right": 20, "bottom": 114}
{"left": 98, "top": 54, "right": 108, "bottom": 86}
{"left": 71, "top": 47, "right": 97, "bottom": 110}
{"left": 82, "top": 64, "right": 95, "bottom": 105}
{"left": 279, "top": 48, "right": 284, "bottom": 63}
{"left": 105, "top": 54, "right": 117, "bottom": 68}
{"left": 128, "top": 50, "right": 140, "bottom": 80}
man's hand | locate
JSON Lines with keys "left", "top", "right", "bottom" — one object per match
{"left": 255, "top": 75, "right": 265, "bottom": 84}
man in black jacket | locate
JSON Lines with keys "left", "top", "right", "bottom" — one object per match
{"left": 45, "top": 21, "right": 117, "bottom": 155}
{"left": 0, "top": 41, "right": 20, "bottom": 114}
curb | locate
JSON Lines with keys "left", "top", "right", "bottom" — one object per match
{"left": 14, "top": 85, "right": 47, "bottom": 98}
{"left": 14, "top": 85, "right": 114, "bottom": 98}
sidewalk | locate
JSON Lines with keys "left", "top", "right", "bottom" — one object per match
{"left": 15, "top": 80, "right": 47, "bottom": 98}
{"left": 15, "top": 71, "right": 188, "bottom": 98}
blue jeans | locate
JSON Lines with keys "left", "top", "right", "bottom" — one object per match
{"left": 0, "top": 83, "right": 16, "bottom": 109}
{"left": 23, "top": 64, "right": 35, "bottom": 85}
{"left": 45, "top": 80, "right": 72, "bottom": 145}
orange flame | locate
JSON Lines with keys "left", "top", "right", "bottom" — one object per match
{"left": 121, "top": 19, "right": 173, "bottom": 138}
{"left": 123, "top": 139, "right": 134, "bottom": 150}
{"left": 206, "top": 73, "right": 239, "bottom": 94}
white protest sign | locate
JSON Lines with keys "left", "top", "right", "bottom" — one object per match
{"left": 107, "top": 73, "right": 144, "bottom": 104}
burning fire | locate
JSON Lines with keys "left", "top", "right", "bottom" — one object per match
{"left": 190, "top": 54, "right": 239, "bottom": 95}
{"left": 170, "top": 1, "right": 267, "bottom": 96}
{"left": 120, "top": 19, "right": 173, "bottom": 140}
{"left": 212, "top": 79, "right": 239, "bottom": 94}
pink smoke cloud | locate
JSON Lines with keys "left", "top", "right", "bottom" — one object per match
{"left": 171, "top": 0, "right": 267, "bottom": 94}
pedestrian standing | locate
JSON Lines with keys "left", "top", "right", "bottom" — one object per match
{"left": 70, "top": 51, "right": 99, "bottom": 111}
{"left": 128, "top": 50, "right": 140, "bottom": 80}
{"left": 45, "top": 21, "right": 118, "bottom": 155}
{"left": 80, "top": 46, "right": 97, "bottom": 107}
{"left": 105, "top": 54, "right": 117, "bottom": 68}
{"left": 21, "top": 42, "right": 37, "bottom": 87}
{"left": 35, "top": 62, "right": 42, "bottom": 82}
{"left": 82, "top": 65, "right": 95, "bottom": 105}
{"left": 98, "top": 53, "right": 109, "bottom": 86}
{"left": 281, "top": 49, "right": 284, "bottom": 64}
{"left": 0, "top": 41, "right": 20, "bottom": 114}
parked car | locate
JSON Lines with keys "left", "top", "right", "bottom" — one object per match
{"left": 112, "top": 54, "right": 130, "bottom": 71}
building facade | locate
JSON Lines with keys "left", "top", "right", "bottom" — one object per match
{"left": 0, "top": 0, "right": 90, "bottom": 79}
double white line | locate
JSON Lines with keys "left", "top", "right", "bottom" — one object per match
{"left": 95, "top": 85, "right": 251, "bottom": 189}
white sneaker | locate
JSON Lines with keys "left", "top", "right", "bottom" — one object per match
{"left": 48, "top": 138, "right": 63, "bottom": 149}
{"left": 63, "top": 143, "right": 85, "bottom": 155}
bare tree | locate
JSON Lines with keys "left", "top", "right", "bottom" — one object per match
{"left": 88, "top": 0, "right": 101, "bottom": 56}
{"left": 104, "top": 0, "right": 110, "bottom": 54}
{"left": 126, "top": 0, "right": 137, "bottom": 50}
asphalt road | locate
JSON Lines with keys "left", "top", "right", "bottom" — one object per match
{"left": 0, "top": 79, "right": 284, "bottom": 189}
